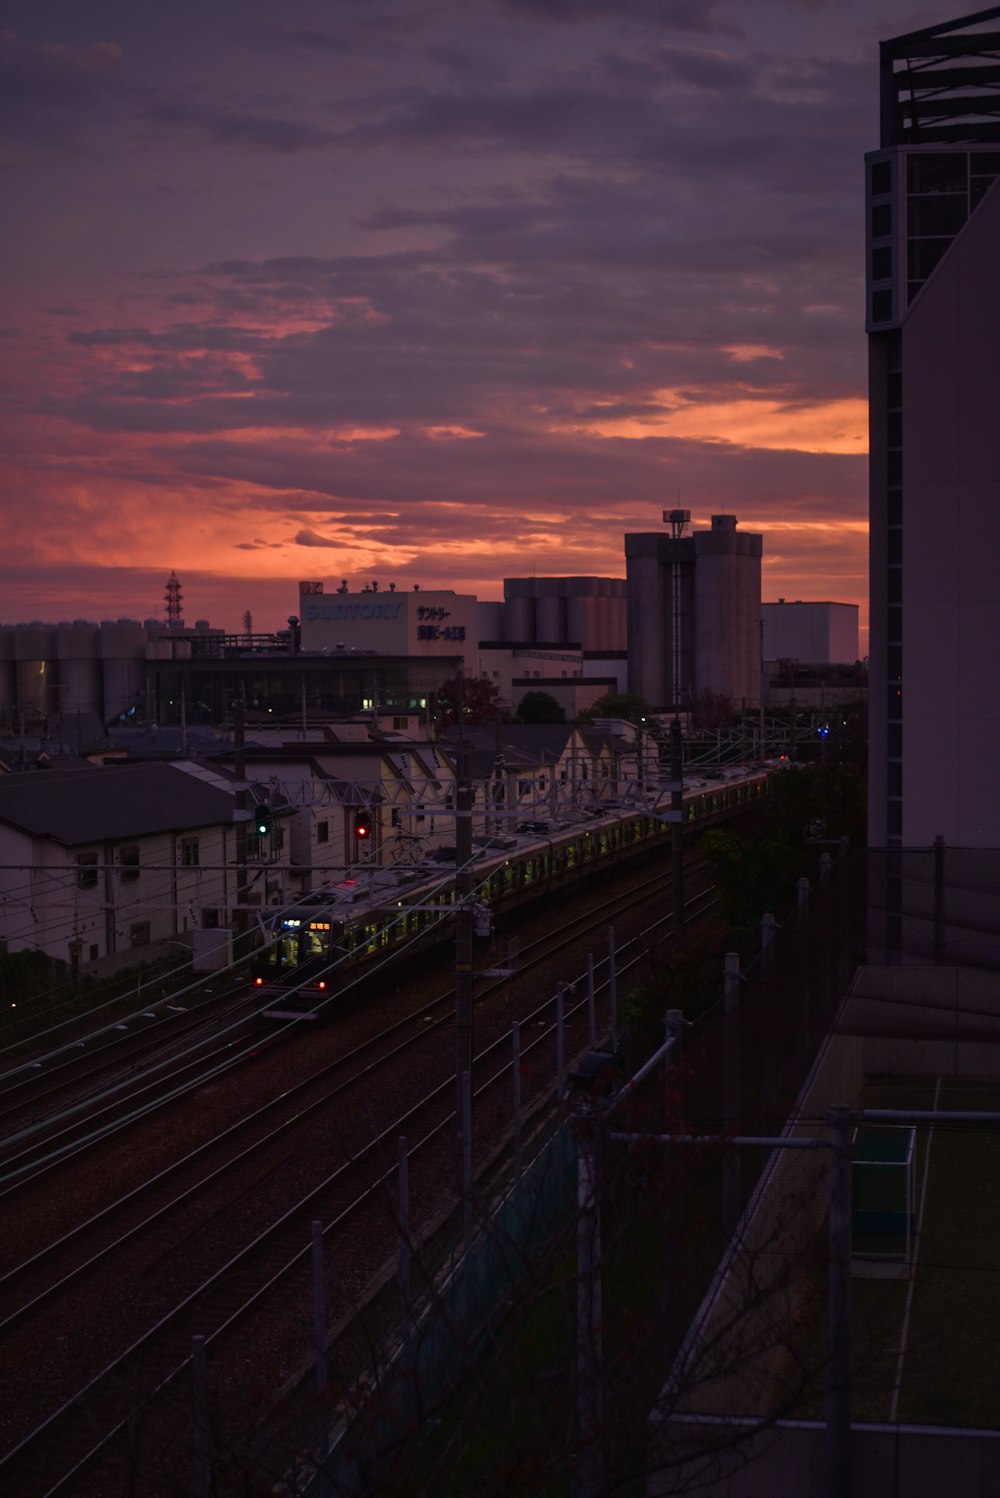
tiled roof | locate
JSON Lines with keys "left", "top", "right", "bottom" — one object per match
{"left": 0, "top": 762, "right": 242, "bottom": 847}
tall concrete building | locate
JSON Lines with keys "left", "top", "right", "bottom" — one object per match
{"left": 625, "top": 512, "right": 762, "bottom": 711}
{"left": 867, "top": 9, "right": 1000, "bottom": 847}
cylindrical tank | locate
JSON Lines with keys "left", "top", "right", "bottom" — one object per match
{"left": 100, "top": 619, "right": 148, "bottom": 721}
{"left": 693, "top": 517, "right": 762, "bottom": 708}
{"left": 0, "top": 626, "right": 16, "bottom": 721}
{"left": 57, "top": 621, "right": 102, "bottom": 715}
{"left": 536, "top": 596, "right": 563, "bottom": 643}
{"left": 565, "top": 597, "right": 587, "bottom": 649}
{"left": 594, "top": 597, "right": 609, "bottom": 651}
{"left": 607, "top": 595, "right": 628, "bottom": 652}
{"left": 478, "top": 600, "right": 504, "bottom": 640}
{"left": 14, "top": 622, "right": 58, "bottom": 720}
{"left": 504, "top": 596, "right": 534, "bottom": 642}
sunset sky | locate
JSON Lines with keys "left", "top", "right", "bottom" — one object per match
{"left": 0, "top": 0, "right": 958, "bottom": 643}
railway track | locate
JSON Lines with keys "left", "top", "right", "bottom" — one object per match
{"left": 0, "top": 975, "right": 255, "bottom": 1132}
{"left": 0, "top": 853, "right": 707, "bottom": 1192}
{"left": 0, "top": 867, "right": 715, "bottom": 1495}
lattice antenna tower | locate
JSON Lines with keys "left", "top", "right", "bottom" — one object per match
{"left": 165, "top": 571, "right": 183, "bottom": 623}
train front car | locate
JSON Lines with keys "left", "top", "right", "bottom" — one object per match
{"left": 253, "top": 910, "right": 345, "bottom": 1020}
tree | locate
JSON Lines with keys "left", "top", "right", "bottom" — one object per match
{"left": 433, "top": 673, "right": 501, "bottom": 730}
{"left": 690, "top": 689, "right": 736, "bottom": 732}
{"left": 577, "top": 691, "right": 653, "bottom": 726}
{"left": 516, "top": 691, "right": 565, "bottom": 724}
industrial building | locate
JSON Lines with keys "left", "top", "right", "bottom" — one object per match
{"left": 867, "top": 8, "right": 1000, "bottom": 848}
{"left": 298, "top": 580, "right": 478, "bottom": 675}
{"left": 0, "top": 613, "right": 461, "bottom": 736}
{"left": 625, "top": 512, "right": 762, "bottom": 711}
{"left": 481, "top": 577, "right": 628, "bottom": 653}
{"left": 762, "top": 600, "right": 859, "bottom": 667}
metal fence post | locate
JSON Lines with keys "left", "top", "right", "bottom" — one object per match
{"left": 575, "top": 1112, "right": 603, "bottom": 1498}
{"left": 723, "top": 952, "right": 741, "bottom": 1234}
{"left": 607, "top": 927, "right": 618, "bottom": 1050}
{"left": 826, "top": 1105, "right": 853, "bottom": 1498}
{"left": 512, "top": 1020, "right": 522, "bottom": 1184}
{"left": 760, "top": 912, "right": 777, "bottom": 1111}
{"left": 586, "top": 952, "right": 596, "bottom": 1047}
{"left": 192, "top": 1334, "right": 210, "bottom": 1498}
{"left": 398, "top": 1138, "right": 411, "bottom": 1343}
{"left": 556, "top": 983, "right": 566, "bottom": 1098}
{"left": 312, "top": 1221, "right": 328, "bottom": 1392}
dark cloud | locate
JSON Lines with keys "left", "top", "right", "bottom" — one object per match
{"left": 294, "top": 529, "right": 341, "bottom": 547}
{"left": 501, "top": 0, "right": 735, "bottom": 33}
{"left": 67, "top": 323, "right": 273, "bottom": 352}
{"left": 143, "top": 99, "right": 337, "bottom": 153}
{"left": 0, "top": 28, "right": 122, "bottom": 144}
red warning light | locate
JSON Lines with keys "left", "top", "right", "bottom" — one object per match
{"left": 354, "top": 810, "right": 373, "bottom": 840}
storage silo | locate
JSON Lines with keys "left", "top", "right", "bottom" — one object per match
{"left": 0, "top": 626, "right": 16, "bottom": 721}
{"left": 535, "top": 593, "right": 564, "bottom": 643}
{"left": 608, "top": 584, "right": 628, "bottom": 652}
{"left": 503, "top": 580, "right": 535, "bottom": 643}
{"left": 100, "top": 619, "right": 149, "bottom": 721}
{"left": 566, "top": 595, "right": 593, "bottom": 650}
{"left": 57, "top": 621, "right": 102, "bottom": 716}
{"left": 14, "top": 622, "right": 58, "bottom": 720}
{"left": 692, "top": 516, "right": 762, "bottom": 708}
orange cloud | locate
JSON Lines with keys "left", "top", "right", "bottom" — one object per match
{"left": 564, "top": 391, "right": 868, "bottom": 456}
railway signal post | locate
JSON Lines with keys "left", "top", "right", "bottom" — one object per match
{"left": 669, "top": 715, "right": 685, "bottom": 932}
{"left": 455, "top": 743, "right": 475, "bottom": 1209}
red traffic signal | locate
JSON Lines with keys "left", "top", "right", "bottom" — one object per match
{"left": 354, "top": 810, "right": 373, "bottom": 840}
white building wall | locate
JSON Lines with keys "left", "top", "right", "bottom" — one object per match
{"left": 0, "top": 822, "right": 245, "bottom": 969}
{"left": 762, "top": 602, "right": 859, "bottom": 665}
{"left": 299, "top": 585, "right": 477, "bottom": 673}
{"left": 898, "top": 180, "right": 1000, "bottom": 846}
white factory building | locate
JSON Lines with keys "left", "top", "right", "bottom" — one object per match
{"left": 762, "top": 601, "right": 859, "bottom": 667}
{"left": 298, "top": 582, "right": 479, "bottom": 676}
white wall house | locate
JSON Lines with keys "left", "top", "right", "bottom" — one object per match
{"left": 0, "top": 762, "right": 292, "bottom": 976}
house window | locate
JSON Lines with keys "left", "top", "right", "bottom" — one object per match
{"left": 202, "top": 908, "right": 220, "bottom": 929}
{"left": 180, "top": 838, "right": 199, "bottom": 868}
{"left": 89, "top": 944, "right": 99, "bottom": 961}
{"left": 130, "top": 921, "right": 151, "bottom": 947}
{"left": 76, "top": 852, "right": 98, "bottom": 889}
{"left": 119, "top": 845, "right": 140, "bottom": 882}
{"left": 316, "top": 820, "right": 329, "bottom": 844}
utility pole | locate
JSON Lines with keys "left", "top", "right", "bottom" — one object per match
{"left": 234, "top": 701, "right": 248, "bottom": 960}
{"left": 669, "top": 714, "right": 684, "bottom": 931}
{"left": 455, "top": 724, "right": 475, "bottom": 1204}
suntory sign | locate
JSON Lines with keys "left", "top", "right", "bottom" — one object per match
{"left": 298, "top": 584, "right": 476, "bottom": 665}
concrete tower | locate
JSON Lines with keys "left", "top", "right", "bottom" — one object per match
{"left": 625, "top": 512, "right": 762, "bottom": 711}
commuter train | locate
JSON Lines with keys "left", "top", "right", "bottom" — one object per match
{"left": 252, "top": 765, "right": 771, "bottom": 1020}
